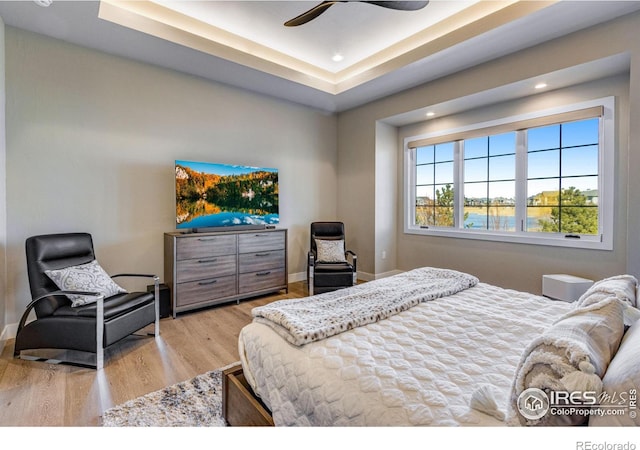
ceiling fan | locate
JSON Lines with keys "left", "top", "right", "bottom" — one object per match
{"left": 284, "top": 1, "right": 430, "bottom": 27}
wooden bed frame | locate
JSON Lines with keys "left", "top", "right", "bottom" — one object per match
{"left": 222, "top": 363, "right": 274, "bottom": 426}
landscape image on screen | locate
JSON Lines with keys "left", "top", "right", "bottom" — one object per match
{"left": 175, "top": 160, "right": 279, "bottom": 230}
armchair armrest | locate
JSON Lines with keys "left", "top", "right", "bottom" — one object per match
{"left": 111, "top": 274, "right": 160, "bottom": 336}
{"left": 17, "top": 290, "right": 103, "bottom": 332}
{"left": 15, "top": 290, "right": 105, "bottom": 368}
{"left": 346, "top": 250, "right": 357, "bottom": 283}
{"left": 111, "top": 273, "right": 158, "bottom": 280}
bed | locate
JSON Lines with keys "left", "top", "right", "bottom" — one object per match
{"left": 230, "top": 267, "right": 640, "bottom": 427}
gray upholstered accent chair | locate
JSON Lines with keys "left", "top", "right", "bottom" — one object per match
{"left": 14, "top": 233, "right": 160, "bottom": 369}
{"left": 307, "top": 221, "right": 357, "bottom": 295}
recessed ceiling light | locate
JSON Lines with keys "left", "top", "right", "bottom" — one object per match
{"left": 535, "top": 82, "right": 548, "bottom": 89}
{"left": 426, "top": 111, "right": 435, "bottom": 117}
{"left": 332, "top": 53, "right": 344, "bottom": 62}
{"left": 34, "top": 0, "right": 53, "bottom": 7}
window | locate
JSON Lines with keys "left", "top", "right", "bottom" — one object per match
{"left": 404, "top": 98, "right": 614, "bottom": 249}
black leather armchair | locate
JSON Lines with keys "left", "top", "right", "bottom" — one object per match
{"left": 308, "top": 222, "right": 357, "bottom": 295}
{"left": 14, "top": 233, "right": 160, "bottom": 369}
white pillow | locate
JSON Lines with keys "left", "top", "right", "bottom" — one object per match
{"left": 509, "top": 296, "right": 625, "bottom": 426}
{"left": 45, "top": 260, "right": 127, "bottom": 307}
{"left": 576, "top": 274, "right": 639, "bottom": 326}
{"left": 315, "top": 239, "right": 346, "bottom": 263}
{"left": 589, "top": 320, "right": 640, "bottom": 426}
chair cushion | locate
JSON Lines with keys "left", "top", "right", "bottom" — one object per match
{"left": 45, "top": 260, "right": 127, "bottom": 307}
{"left": 53, "top": 291, "right": 154, "bottom": 321}
{"left": 314, "top": 262, "right": 354, "bottom": 273}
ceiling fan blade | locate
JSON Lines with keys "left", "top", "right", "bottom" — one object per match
{"left": 363, "top": 1, "right": 429, "bottom": 11}
{"left": 284, "top": 1, "right": 342, "bottom": 27}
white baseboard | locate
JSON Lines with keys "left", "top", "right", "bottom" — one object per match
{"left": 288, "top": 271, "right": 306, "bottom": 283}
{"left": 357, "top": 270, "right": 404, "bottom": 282}
{"left": 374, "top": 269, "right": 404, "bottom": 280}
{"left": 1, "top": 322, "right": 17, "bottom": 342}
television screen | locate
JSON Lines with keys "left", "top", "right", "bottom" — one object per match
{"left": 175, "top": 160, "right": 279, "bottom": 230}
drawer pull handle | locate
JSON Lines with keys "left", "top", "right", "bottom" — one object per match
{"left": 198, "top": 258, "right": 218, "bottom": 263}
{"left": 256, "top": 271, "right": 271, "bottom": 277}
{"left": 198, "top": 279, "right": 218, "bottom": 285}
{"left": 198, "top": 238, "right": 217, "bottom": 241}
{"left": 255, "top": 253, "right": 270, "bottom": 257}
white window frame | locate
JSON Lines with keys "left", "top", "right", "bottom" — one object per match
{"left": 404, "top": 97, "right": 615, "bottom": 250}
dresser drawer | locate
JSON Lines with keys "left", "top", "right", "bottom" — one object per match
{"left": 239, "top": 268, "right": 286, "bottom": 294}
{"left": 176, "top": 275, "right": 237, "bottom": 307}
{"left": 177, "top": 254, "right": 237, "bottom": 283}
{"left": 238, "top": 232, "right": 285, "bottom": 254}
{"left": 176, "top": 234, "right": 237, "bottom": 261}
{"left": 238, "top": 250, "right": 284, "bottom": 274}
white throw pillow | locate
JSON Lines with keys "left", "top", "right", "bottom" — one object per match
{"left": 45, "top": 260, "right": 127, "bottom": 307}
{"left": 315, "top": 239, "right": 346, "bottom": 263}
{"left": 589, "top": 320, "right": 640, "bottom": 426}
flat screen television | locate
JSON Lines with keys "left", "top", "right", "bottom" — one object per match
{"left": 175, "top": 160, "right": 279, "bottom": 232}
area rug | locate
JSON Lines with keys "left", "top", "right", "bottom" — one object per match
{"left": 101, "top": 364, "right": 238, "bottom": 427}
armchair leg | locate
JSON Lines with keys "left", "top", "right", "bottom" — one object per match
{"left": 96, "top": 295, "right": 104, "bottom": 370}
{"left": 309, "top": 266, "right": 314, "bottom": 296}
{"left": 153, "top": 276, "right": 160, "bottom": 337}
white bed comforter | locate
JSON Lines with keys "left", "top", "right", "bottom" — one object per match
{"left": 239, "top": 282, "right": 572, "bottom": 426}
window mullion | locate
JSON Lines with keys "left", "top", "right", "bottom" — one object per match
{"left": 454, "top": 141, "right": 463, "bottom": 228}
{"left": 515, "top": 130, "right": 528, "bottom": 233}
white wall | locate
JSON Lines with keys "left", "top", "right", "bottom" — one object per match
{"left": 3, "top": 27, "right": 338, "bottom": 326}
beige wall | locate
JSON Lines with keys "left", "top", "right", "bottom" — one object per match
{"left": 3, "top": 27, "right": 338, "bottom": 326}
{"left": 373, "top": 121, "right": 398, "bottom": 277}
{"left": 337, "top": 11, "right": 640, "bottom": 294}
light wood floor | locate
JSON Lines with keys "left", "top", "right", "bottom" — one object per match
{"left": 0, "top": 281, "right": 308, "bottom": 426}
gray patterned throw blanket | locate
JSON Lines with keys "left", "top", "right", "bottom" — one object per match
{"left": 251, "top": 267, "right": 478, "bottom": 346}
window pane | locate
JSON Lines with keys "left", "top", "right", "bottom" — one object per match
{"left": 489, "top": 132, "right": 516, "bottom": 156}
{"left": 434, "top": 142, "right": 454, "bottom": 163}
{"left": 561, "top": 118, "right": 599, "bottom": 148}
{"left": 416, "top": 185, "right": 432, "bottom": 200}
{"left": 465, "top": 137, "right": 488, "bottom": 159}
{"left": 434, "top": 162, "right": 454, "bottom": 184}
{"left": 528, "top": 207, "right": 555, "bottom": 232}
{"left": 464, "top": 182, "right": 486, "bottom": 206}
{"left": 561, "top": 176, "right": 598, "bottom": 198}
{"left": 416, "top": 146, "right": 434, "bottom": 165}
{"left": 528, "top": 149, "right": 559, "bottom": 179}
{"left": 416, "top": 164, "right": 434, "bottom": 185}
{"left": 464, "top": 207, "right": 486, "bottom": 229}
{"left": 560, "top": 181, "right": 598, "bottom": 205}
{"left": 528, "top": 124, "right": 560, "bottom": 151}
{"left": 560, "top": 206, "right": 598, "bottom": 235}
{"left": 489, "top": 154, "right": 515, "bottom": 181}
{"left": 434, "top": 207, "right": 454, "bottom": 227}
{"left": 464, "top": 158, "right": 486, "bottom": 182}
{"left": 528, "top": 179, "right": 559, "bottom": 206}
{"left": 489, "top": 181, "right": 515, "bottom": 205}
{"left": 415, "top": 205, "right": 434, "bottom": 226}
{"left": 562, "top": 145, "right": 598, "bottom": 177}
{"left": 488, "top": 206, "right": 516, "bottom": 231}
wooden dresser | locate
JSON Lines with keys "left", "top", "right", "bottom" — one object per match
{"left": 164, "top": 228, "right": 287, "bottom": 317}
